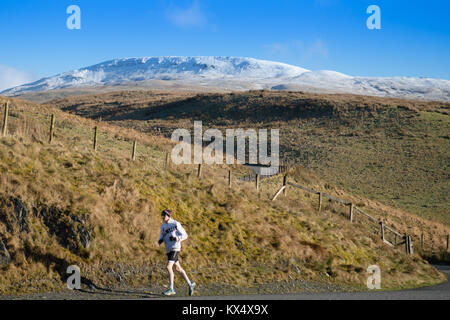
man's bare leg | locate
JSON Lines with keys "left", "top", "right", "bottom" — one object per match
{"left": 174, "top": 261, "right": 192, "bottom": 285}
{"left": 166, "top": 261, "right": 175, "bottom": 290}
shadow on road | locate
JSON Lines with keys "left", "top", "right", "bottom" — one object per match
{"left": 76, "top": 277, "right": 164, "bottom": 299}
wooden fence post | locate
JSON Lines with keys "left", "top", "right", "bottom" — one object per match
{"left": 271, "top": 186, "right": 286, "bottom": 201}
{"left": 405, "top": 234, "right": 414, "bottom": 254}
{"left": 93, "top": 126, "right": 98, "bottom": 151}
{"left": 409, "top": 236, "right": 414, "bottom": 254}
{"left": 228, "top": 170, "right": 232, "bottom": 188}
{"left": 2, "top": 102, "right": 9, "bottom": 137}
{"left": 349, "top": 203, "right": 354, "bottom": 222}
{"left": 255, "top": 174, "right": 260, "bottom": 191}
{"left": 318, "top": 192, "right": 322, "bottom": 212}
{"left": 131, "top": 140, "right": 137, "bottom": 161}
{"left": 394, "top": 233, "right": 397, "bottom": 246}
{"left": 405, "top": 234, "right": 409, "bottom": 254}
{"left": 380, "top": 221, "right": 385, "bottom": 242}
{"left": 165, "top": 152, "right": 170, "bottom": 169}
{"left": 421, "top": 233, "right": 424, "bottom": 249}
{"left": 49, "top": 114, "right": 55, "bottom": 143}
{"left": 197, "top": 164, "right": 202, "bottom": 178}
{"left": 283, "top": 175, "right": 287, "bottom": 196}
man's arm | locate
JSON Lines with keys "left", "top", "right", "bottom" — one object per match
{"left": 175, "top": 222, "right": 188, "bottom": 242}
{"left": 158, "top": 225, "right": 164, "bottom": 244}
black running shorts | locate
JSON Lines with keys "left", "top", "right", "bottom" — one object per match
{"left": 167, "top": 251, "right": 179, "bottom": 262}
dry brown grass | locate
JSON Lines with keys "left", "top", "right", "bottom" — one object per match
{"left": 46, "top": 89, "right": 450, "bottom": 121}
{"left": 0, "top": 95, "right": 447, "bottom": 295}
{"left": 43, "top": 90, "right": 450, "bottom": 224}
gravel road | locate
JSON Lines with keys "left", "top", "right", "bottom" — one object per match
{"left": 171, "top": 265, "right": 450, "bottom": 300}
{"left": 2, "top": 265, "right": 449, "bottom": 300}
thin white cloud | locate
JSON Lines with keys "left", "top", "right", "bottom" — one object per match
{"left": 0, "top": 65, "right": 37, "bottom": 92}
{"left": 305, "top": 39, "right": 329, "bottom": 59}
{"left": 264, "top": 40, "right": 302, "bottom": 57}
{"left": 166, "top": 0, "right": 207, "bottom": 28}
{"left": 264, "top": 39, "right": 328, "bottom": 60}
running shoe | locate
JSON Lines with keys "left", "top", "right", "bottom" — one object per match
{"left": 189, "top": 282, "right": 196, "bottom": 296}
{"left": 163, "top": 288, "right": 176, "bottom": 296}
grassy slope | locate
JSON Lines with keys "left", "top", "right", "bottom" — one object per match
{"left": 0, "top": 96, "right": 447, "bottom": 295}
{"left": 47, "top": 90, "right": 450, "bottom": 225}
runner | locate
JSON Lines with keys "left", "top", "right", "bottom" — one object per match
{"left": 158, "top": 209, "right": 196, "bottom": 296}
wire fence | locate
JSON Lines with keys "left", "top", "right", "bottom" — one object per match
{"left": 1, "top": 101, "right": 449, "bottom": 261}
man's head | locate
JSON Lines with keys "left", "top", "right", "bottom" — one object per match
{"left": 161, "top": 209, "right": 172, "bottom": 223}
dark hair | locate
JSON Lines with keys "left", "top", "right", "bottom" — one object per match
{"left": 161, "top": 209, "right": 172, "bottom": 217}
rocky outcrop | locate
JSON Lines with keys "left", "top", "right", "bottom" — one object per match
{"left": 0, "top": 196, "right": 31, "bottom": 267}
{"left": 37, "top": 205, "right": 92, "bottom": 256}
{"left": 0, "top": 196, "right": 29, "bottom": 234}
{"left": 10, "top": 197, "right": 29, "bottom": 233}
{"left": 0, "top": 239, "right": 11, "bottom": 266}
{"left": 0, "top": 194, "right": 92, "bottom": 259}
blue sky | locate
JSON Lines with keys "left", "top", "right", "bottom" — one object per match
{"left": 0, "top": 0, "right": 449, "bottom": 90}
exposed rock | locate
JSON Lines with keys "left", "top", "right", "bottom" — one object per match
{"left": 0, "top": 239, "right": 11, "bottom": 266}
{"left": 10, "top": 197, "right": 29, "bottom": 233}
{"left": 37, "top": 205, "right": 92, "bottom": 256}
{"left": 0, "top": 196, "right": 29, "bottom": 234}
{"left": 77, "top": 225, "right": 91, "bottom": 249}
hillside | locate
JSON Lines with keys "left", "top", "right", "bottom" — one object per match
{"left": 0, "top": 95, "right": 448, "bottom": 295}
{"left": 46, "top": 90, "right": 450, "bottom": 225}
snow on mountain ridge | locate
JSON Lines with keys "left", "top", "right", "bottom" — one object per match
{"left": 1, "top": 56, "right": 310, "bottom": 95}
{"left": 76, "top": 56, "right": 310, "bottom": 82}
{"left": 1, "top": 56, "right": 449, "bottom": 102}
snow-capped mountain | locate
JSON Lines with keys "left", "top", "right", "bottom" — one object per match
{"left": 2, "top": 56, "right": 449, "bottom": 101}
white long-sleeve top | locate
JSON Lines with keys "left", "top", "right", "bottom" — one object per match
{"left": 159, "top": 218, "right": 188, "bottom": 253}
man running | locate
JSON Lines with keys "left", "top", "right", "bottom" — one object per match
{"left": 158, "top": 209, "right": 195, "bottom": 296}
